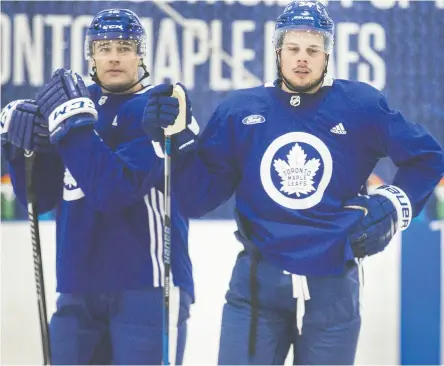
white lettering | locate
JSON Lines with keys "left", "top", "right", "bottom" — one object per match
{"left": 71, "top": 15, "right": 93, "bottom": 79}
{"left": 264, "top": 21, "right": 277, "bottom": 82}
{"left": 13, "top": 14, "right": 43, "bottom": 86}
{"left": 183, "top": 20, "right": 209, "bottom": 89}
{"left": 232, "top": 21, "right": 256, "bottom": 89}
{"left": 210, "top": 20, "right": 231, "bottom": 91}
{"left": 336, "top": 22, "right": 360, "bottom": 80}
{"left": 358, "top": 23, "right": 386, "bottom": 90}
{"left": 1, "top": 13, "right": 11, "bottom": 85}
{"left": 370, "top": 0, "right": 397, "bottom": 9}
{"left": 45, "top": 15, "right": 71, "bottom": 70}
{"left": 238, "top": 0, "right": 261, "bottom": 5}
{"left": 154, "top": 18, "right": 181, "bottom": 84}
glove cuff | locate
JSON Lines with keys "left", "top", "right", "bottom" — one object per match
{"left": 0, "top": 100, "right": 31, "bottom": 133}
{"left": 372, "top": 185, "right": 412, "bottom": 231}
{"left": 48, "top": 97, "right": 97, "bottom": 133}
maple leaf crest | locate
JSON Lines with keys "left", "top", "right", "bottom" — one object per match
{"left": 273, "top": 143, "right": 321, "bottom": 197}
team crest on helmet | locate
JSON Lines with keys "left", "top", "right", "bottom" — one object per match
{"left": 260, "top": 132, "right": 332, "bottom": 209}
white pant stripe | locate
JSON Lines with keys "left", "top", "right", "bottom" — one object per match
{"left": 144, "top": 194, "right": 159, "bottom": 287}
{"left": 151, "top": 188, "right": 165, "bottom": 286}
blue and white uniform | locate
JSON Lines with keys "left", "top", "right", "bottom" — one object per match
{"left": 175, "top": 78, "right": 444, "bottom": 364}
{"left": 7, "top": 83, "right": 194, "bottom": 365}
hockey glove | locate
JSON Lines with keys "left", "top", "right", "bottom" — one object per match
{"left": 36, "top": 68, "right": 97, "bottom": 143}
{"left": 171, "top": 83, "right": 199, "bottom": 154}
{"left": 142, "top": 83, "right": 199, "bottom": 154}
{"left": 1, "top": 99, "right": 52, "bottom": 161}
{"left": 345, "top": 185, "right": 412, "bottom": 258}
{"left": 142, "top": 83, "right": 180, "bottom": 142}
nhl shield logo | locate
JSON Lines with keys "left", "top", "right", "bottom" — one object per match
{"left": 290, "top": 95, "right": 301, "bottom": 107}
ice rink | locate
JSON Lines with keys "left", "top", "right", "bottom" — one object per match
{"left": 2, "top": 220, "right": 400, "bottom": 365}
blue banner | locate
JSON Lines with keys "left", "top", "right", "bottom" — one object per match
{"left": 1, "top": 0, "right": 443, "bottom": 219}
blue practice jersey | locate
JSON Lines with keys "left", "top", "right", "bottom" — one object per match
{"left": 8, "top": 84, "right": 194, "bottom": 299}
{"left": 177, "top": 79, "right": 444, "bottom": 276}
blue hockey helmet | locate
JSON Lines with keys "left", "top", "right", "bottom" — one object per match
{"left": 274, "top": 1, "right": 334, "bottom": 54}
{"left": 84, "top": 9, "right": 147, "bottom": 60}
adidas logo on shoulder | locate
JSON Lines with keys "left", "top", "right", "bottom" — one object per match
{"left": 330, "top": 123, "right": 347, "bottom": 135}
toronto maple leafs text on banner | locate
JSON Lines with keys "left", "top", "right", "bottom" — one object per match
{"left": 1, "top": 0, "right": 443, "bottom": 219}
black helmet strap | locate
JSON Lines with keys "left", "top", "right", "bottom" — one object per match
{"left": 90, "top": 59, "right": 150, "bottom": 94}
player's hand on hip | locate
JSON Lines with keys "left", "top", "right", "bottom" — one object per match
{"left": 345, "top": 185, "right": 412, "bottom": 258}
{"left": 35, "top": 68, "right": 97, "bottom": 143}
{"left": 1, "top": 99, "right": 53, "bottom": 161}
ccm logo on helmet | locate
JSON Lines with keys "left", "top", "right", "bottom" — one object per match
{"left": 102, "top": 25, "right": 123, "bottom": 30}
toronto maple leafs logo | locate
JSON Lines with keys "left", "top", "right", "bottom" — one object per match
{"left": 63, "top": 168, "right": 85, "bottom": 201}
{"left": 273, "top": 143, "right": 320, "bottom": 197}
{"left": 260, "top": 132, "right": 333, "bottom": 210}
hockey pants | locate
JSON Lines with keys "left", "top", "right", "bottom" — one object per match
{"left": 49, "top": 287, "right": 192, "bottom": 365}
{"left": 218, "top": 250, "right": 361, "bottom": 365}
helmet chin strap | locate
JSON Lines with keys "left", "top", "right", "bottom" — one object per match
{"left": 90, "top": 59, "right": 150, "bottom": 94}
{"left": 277, "top": 52, "right": 330, "bottom": 94}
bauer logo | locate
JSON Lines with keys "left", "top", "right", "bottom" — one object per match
{"left": 242, "top": 114, "right": 266, "bottom": 125}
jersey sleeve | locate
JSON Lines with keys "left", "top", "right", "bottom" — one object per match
{"left": 370, "top": 93, "right": 444, "bottom": 216}
{"left": 7, "top": 152, "right": 64, "bottom": 213}
{"left": 55, "top": 105, "right": 164, "bottom": 213}
{"left": 173, "top": 101, "right": 241, "bottom": 218}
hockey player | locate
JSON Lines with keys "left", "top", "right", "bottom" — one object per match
{"left": 1, "top": 9, "right": 193, "bottom": 365}
{"left": 142, "top": 1, "right": 444, "bottom": 364}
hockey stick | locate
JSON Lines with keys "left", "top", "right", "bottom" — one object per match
{"left": 162, "top": 85, "right": 187, "bottom": 365}
{"left": 24, "top": 150, "right": 52, "bottom": 365}
{"left": 162, "top": 132, "right": 172, "bottom": 366}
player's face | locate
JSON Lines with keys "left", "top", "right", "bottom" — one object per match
{"left": 92, "top": 40, "right": 140, "bottom": 93}
{"left": 279, "top": 30, "right": 327, "bottom": 93}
